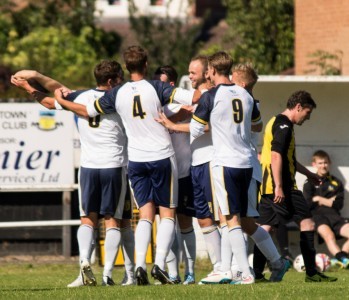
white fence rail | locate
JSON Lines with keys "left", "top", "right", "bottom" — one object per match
{"left": 0, "top": 187, "right": 79, "bottom": 257}
{"left": 0, "top": 220, "right": 80, "bottom": 228}
{"left": 0, "top": 184, "right": 78, "bottom": 192}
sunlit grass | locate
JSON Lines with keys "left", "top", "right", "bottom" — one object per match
{"left": 0, "top": 260, "right": 348, "bottom": 299}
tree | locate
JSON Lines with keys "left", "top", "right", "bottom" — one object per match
{"left": 222, "top": 0, "right": 294, "bottom": 74}
{"left": 0, "top": 0, "right": 123, "bottom": 97}
{"left": 305, "top": 50, "right": 343, "bottom": 75}
{"left": 1, "top": 0, "right": 96, "bottom": 38}
{"left": 128, "top": 0, "right": 204, "bottom": 79}
{"left": 2, "top": 26, "right": 99, "bottom": 89}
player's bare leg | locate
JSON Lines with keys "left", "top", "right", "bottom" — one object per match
{"left": 339, "top": 224, "right": 349, "bottom": 254}
{"left": 318, "top": 224, "right": 349, "bottom": 268}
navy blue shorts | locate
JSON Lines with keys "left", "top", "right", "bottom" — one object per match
{"left": 128, "top": 156, "right": 178, "bottom": 209}
{"left": 191, "top": 162, "right": 216, "bottom": 219}
{"left": 177, "top": 175, "right": 196, "bottom": 217}
{"left": 79, "top": 166, "right": 126, "bottom": 218}
{"left": 212, "top": 165, "right": 252, "bottom": 217}
{"left": 122, "top": 178, "right": 133, "bottom": 220}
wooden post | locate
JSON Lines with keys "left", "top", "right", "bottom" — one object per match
{"left": 62, "top": 191, "right": 72, "bottom": 258}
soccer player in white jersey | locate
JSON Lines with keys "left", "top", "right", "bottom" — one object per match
{"left": 155, "top": 65, "right": 197, "bottom": 284}
{"left": 11, "top": 61, "right": 134, "bottom": 287}
{"left": 190, "top": 52, "right": 260, "bottom": 284}
{"left": 51, "top": 46, "right": 200, "bottom": 285}
{"left": 226, "top": 64, "right": 290, "bottom": 284}
{"left": 156, "top": 56, "right": 223, "bottom": 283}
{"left": 188, "top": 56, "right": 223, "bottom": 283}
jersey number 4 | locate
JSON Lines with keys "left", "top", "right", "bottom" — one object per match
{"left": 133, "top": 95, "right": 146, "bottom": 119}
{"left": 232, "top": 99, "right": 243, "bottom": 123}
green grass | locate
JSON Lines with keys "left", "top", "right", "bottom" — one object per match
{"left": 0, "top": 261, "right": 348, "bottom": 299}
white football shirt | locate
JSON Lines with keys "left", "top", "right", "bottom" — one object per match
{"left": 190, "top": 103, "right": 214, "bottom": 166}
{"left": 163, "top": 104, "right": 191, "bottom": 178}
{"left": 191, "top": 84, "right": 261, "bottom": 168}
{"left": 86, "top": 80, "right": 194, "bottom": 162}
{"left": 67, "top": 89, "right": 127, "bottom": 168}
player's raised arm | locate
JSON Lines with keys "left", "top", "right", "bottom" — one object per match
{"left": 12, "top": 70, "right": 69, "bottom": 92}
{"left": 54, "top": 88, "right": 89, "bottom": 117}
{"left": 171, "top": 87, "right": 202, "bottom": 105}
{"left": 11, "top": 76, "right": 58, "bottom": 110}
{"left": 151, "top": 80, "right": 201, "bottom": 106}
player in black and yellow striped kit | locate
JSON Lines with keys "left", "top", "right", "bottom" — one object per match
{"left": 253, "top": 90, "right": 337, "bottom": 282}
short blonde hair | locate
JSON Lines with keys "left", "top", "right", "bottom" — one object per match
{"left": 208, "top": 51, "right": 233, "bottom": 76}
{"left": 232, "top": 63, "right": 258, "bottom": 90}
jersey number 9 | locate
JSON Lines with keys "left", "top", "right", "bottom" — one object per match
{"left": 232, "top": 99, "right": 243, "bottom": 123}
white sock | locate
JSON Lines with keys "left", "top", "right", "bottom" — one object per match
{"left": 229, "top": 226, "right": 251, "bottom": 278}
{"left": 135, "top": 219, "right": 152, "bottom": 270}
{"left": 243, "top": 232, "right": 249, "bottom": 252}
{"left": 166, "top": 233, "right": 179, "bottom": 277}
{"left": 220, "top": 224, "right": 232, "bottom": 272}
{"left": 181, "top": 227, "right": 196, "bottom": 275}
{"left": 202, "top": 225, "right": 221, "bottom": 271}
{"left": 154, "top": 218, "right": 175, "bottom": 270}
{"left": 231, "top": 233, "right": 250, "bottom": 276}
{"left": 231, "top": 256, "right": 240, "bottom": 277}
{"left": 89, "top": 228, "right": 98, "bottom": 265}
{"left": 103, "top": 227, "right": 121, "bottom": 278}
{"left": 251, "top": 226, "right": 281, "bottom": 265}
{"left": 121, "top": 225, "right": 135, "bottom": 279}
{"left": 78, "top": 224, "right": 94, "bottom": 262}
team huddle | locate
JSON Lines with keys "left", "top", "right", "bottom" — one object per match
{"left": 11, "top": 45, "right": 339, "bottom": 286}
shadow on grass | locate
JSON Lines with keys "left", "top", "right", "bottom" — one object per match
{"left": 0, "top": 287, "right": 67, "bottom": 292}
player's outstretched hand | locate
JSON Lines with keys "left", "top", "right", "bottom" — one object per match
{"left": 155, "top": 111, "right": 176, "bottom": 131}
{"left": 169, "top": 105, "right": 194, "bottom": 123}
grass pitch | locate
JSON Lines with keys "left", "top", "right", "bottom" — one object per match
{"left": 0, "top": 261, "right": 348, "bottom": 300}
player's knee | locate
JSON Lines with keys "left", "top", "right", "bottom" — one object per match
{"left": 198, "top": 217, "right": 214, "bottom": 228}
{"left": 121, "top": 218, "right": 132, "bottom": 228}
{"left": 241, "top": 217, "right": 257, "bottom": 235}
{"left": 300, "top": 218, "right": 315, "bottom": 231}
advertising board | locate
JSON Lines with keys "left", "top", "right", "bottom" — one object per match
{"left": 0, "top": 103, "right": 75, "bottom": 188}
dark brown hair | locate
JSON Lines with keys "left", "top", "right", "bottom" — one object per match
{"left": 94, "top": 60, "right": 124, "bottom": 86}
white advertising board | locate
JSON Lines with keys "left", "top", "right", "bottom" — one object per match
{"left": 0, "top": 103, "right": 75, "bottom": 188}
